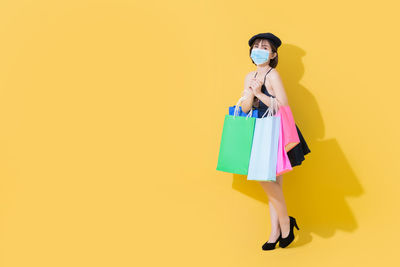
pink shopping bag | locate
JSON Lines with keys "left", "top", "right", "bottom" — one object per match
{"left": 276, "top": 109, "right": 293, "bottom": 175}
{"left": 277, "top": 105, "right": 300, "bottom": 153}
{"left": 268, "top": 99, "right": 293, "bottom": 176}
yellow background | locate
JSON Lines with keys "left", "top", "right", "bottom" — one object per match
{"left": 1, "top": 0, "right": 399, "bottom": 266}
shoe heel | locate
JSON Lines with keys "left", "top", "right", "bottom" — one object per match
{"left": 294, "top": 220, "right": 299, "bottom": 230}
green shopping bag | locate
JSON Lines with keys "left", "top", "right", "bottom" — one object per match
{"left": 216, "top": 96, "right": 256, "bottom": 175}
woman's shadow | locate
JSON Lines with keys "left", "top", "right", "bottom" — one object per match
{"left": 232, "top": 44, "right": 363, "bottom": 247}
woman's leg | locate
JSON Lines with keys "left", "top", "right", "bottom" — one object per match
{"left": 259, "top": 175, "right": 290, "bottom": 239}
{"left": 263, "top": 175, "right": 282, "bottom": 242}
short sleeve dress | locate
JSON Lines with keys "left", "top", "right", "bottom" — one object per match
{"left": 253, "top": 68, "right": 311, "bottom": 168}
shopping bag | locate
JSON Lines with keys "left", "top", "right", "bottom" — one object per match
{"left": 247, "top": 97, "right": 280, "bottom": 181}
{"left": 228, "top": 95, "right": 258, "bottom": 117}
{"left": 216, "top": 96, "right": 256, "bottom": 175}
{"left": 276, "top": 107, "right": 293, "bottom": 176}
{"left": 277, "top": 105, "right": 300, "bottom": 153}
{"left": 228, "top": 106, "right": 258, "bottom": 117}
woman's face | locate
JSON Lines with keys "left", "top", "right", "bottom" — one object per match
{"left": 254, "top": 39, "right": 271, "bottom": 51}
{"left": 253, "top": 39, "right": 275, "bottom": 60}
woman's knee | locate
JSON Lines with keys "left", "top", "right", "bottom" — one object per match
{"left": 259, "top": 180, "right": 279, "bottom": 191}
{"left": 276, "top": 175, "right": 283, "bottom": 186}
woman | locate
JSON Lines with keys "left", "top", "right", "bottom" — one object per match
{"left": 241, "top": 32, "right": 310, "bottom": 250}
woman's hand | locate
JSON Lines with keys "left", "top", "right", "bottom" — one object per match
{"left": 249, "top": 78, "right": 262, "bottom": 97}
{"left": 242, "top": 87, "right": 254, "bottom": 99}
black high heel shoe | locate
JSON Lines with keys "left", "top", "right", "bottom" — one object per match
{"left": 262, "top": 231, "right": 282, "bottom": 251}
{"left": 279, "top": 216, "right": 299, "bottom": 248}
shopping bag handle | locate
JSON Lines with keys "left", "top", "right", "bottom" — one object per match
{"left": 261, "top": 96, "right": 279, "bottom": 118}
{"left": 233, "top": 96, "right": 253, "bottom": 119}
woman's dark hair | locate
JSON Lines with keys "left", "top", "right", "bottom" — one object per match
{"left": 249, "top": 38, "right": 279, "bottom": 68}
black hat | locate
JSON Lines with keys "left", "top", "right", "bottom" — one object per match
{"left": 248, "top": 32, "right": 282, "bottom": 48}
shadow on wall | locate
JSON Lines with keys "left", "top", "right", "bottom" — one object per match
{"left": 231, "top": 43, "right": 364, "bottom": 247}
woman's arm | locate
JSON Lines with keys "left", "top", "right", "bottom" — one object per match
{"left": 255, "top": 70, "right": 289, "bottom": 108}
{"left": 240, "top": 73, "right": 255, "bottom": 113}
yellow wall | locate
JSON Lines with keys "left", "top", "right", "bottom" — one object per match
{"left": 1, "top": 0, "right": 399, "bottom": 266}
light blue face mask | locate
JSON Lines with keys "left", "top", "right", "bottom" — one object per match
{"left": 250, "top": 48, "right": 270, "bottom": 65}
